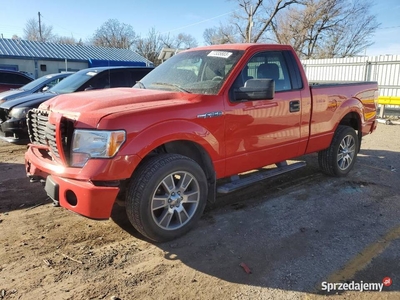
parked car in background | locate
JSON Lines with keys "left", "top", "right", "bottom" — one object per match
{"left": 0, "top": 66, "right": 153, "bottom": 143}
{"left": 0, "top": 72, "right": 73, "bottom": 103}
{"left": 0, "top": 69, "right": 33, "bottom": 92}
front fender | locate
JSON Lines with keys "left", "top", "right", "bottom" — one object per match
{"left": 119, "top": 119, "right": 224, "bottom": 163}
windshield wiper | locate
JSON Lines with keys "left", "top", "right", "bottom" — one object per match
{"left": 135, "top": 81, "right": 146, "bottom": 89}
{"left": 46, "top": 90, "right": 58, "bottom": 94}
{"left": 152, "top": 82, "right": 191, "bottom": 93}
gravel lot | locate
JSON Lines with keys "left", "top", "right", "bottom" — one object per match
{"left": 0, "top": 124, "right": 399, "bottom": 300}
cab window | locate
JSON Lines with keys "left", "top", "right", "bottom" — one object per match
{"left": 233, "top": 51, "right": 293, "bottom": 92}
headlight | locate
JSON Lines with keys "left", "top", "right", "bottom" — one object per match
{"left": 71, "top": 130, "right": 126, "bottom": 167}
{"left": 9, "top": 107, "right": 30, "bottom": 119}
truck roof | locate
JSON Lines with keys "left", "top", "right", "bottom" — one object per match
{"left": 183, "top": 43, "right": 295, "bottom": 52}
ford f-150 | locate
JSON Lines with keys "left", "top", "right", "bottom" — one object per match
{"left": 25, "top": 44, "right": 378, "bottom": 242}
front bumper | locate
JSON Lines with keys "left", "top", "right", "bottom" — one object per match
{"left": 25, "top": 144, "right": 142, "bottom": 219}
{"left": 0, "top": 117, "right": 29, "bottom": 144}
{"left": 44, "top": 174, "right": 119, "bottom": 219}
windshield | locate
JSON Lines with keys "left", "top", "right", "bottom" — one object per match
{"left": 135, "top": 49, "right": 244, "bottom": 95}
{"left": 19, "top": 75, "right": 55, "bottom": 91}
{"left": 48, "top": 71, "right": 97, "bottom": 94}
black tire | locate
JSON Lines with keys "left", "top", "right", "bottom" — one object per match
{"left": 126, "top": 154, "right": 208, "bottom": 242}
{"left": 318, "top": 125, "right": 359, "bottom": 177}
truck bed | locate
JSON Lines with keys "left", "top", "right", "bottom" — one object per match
{"left": 305, "top": 80, "right": 378, "bottom": 154}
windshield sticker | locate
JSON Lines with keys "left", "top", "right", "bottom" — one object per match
{"left": 207, "top": 51, "right": 232, "bottom": 59}
{"left": 86, "top": 71, "right": 97, "bottom": 77}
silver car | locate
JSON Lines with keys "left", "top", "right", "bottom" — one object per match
{"left": 0, "top": 72, "right": 73, "bottom": 103}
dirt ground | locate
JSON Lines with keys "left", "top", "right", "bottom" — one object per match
{"left": 1, "top": 124, "right": 400, "bottom": 300}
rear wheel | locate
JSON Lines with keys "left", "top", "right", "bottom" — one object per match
{"left": 126, "top": 154, "right": 208, "bottom": 242}
{"left": 318, "top": 125, "right": 358, "bottom": 177}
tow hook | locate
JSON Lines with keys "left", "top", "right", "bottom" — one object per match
{"left": 28, "top": 176, "right": 46, "bottom": 187}
{"left": 29, "top": 175, "right": 41, "bottom": 183}
{"left": 52, "top": 198, "right": 60, "bottom": 207}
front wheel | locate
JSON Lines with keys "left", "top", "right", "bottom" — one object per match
{"left": 318, "top": 125, "right": 359, "bottom": 177}
{"left": 126, "top": 154, "right": 208, "bottom": 242}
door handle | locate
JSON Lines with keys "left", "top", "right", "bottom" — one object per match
{"left": 289, "top": 100, "right": 300, "bottom": 112}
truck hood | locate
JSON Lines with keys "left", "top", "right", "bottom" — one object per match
{"left": 42, "top": 88, "right": 199, "bottom": 126}
{"left": 1, "top": 92, "right": 55, "bottom": 110}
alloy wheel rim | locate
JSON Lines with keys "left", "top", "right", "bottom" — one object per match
{"left": 337, "top": 134, "right": 356, "bottom": 170}
{"left": 151, "top": 171, "right": 200, "bottom": 230}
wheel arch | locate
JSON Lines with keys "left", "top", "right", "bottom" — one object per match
{"left": 338, "top": 111, "right": 361, "bottom": 131}
{"left": 163, "top": 140, "right": 214, "bottom": 177}
{"left": 131, "top": 139, "right": 217, "bottom": 203}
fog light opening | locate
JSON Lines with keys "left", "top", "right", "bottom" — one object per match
{"left": 66, "top": 190, "right": 78, "bottom": 206}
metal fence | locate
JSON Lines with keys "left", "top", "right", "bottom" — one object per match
{"left": 301, "top": 55, "right": 400, "bottom": 111}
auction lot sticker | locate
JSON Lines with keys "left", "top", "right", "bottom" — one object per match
{"left": 207, "top": 51, "right": 232, "bottom": 58}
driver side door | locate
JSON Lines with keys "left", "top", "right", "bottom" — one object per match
{"left": 224, "top": 50, "right": 303, "bottom": 176}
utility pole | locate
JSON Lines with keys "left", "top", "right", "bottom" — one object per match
{"left": 248, "top": 6, "right": 253, "bottom": 43}
{"left": 38, "top": 12, "right": 42, "bottom": 41}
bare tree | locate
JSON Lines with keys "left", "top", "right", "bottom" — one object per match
{"left": 160, "top": 33, "right": 198, "bottom": 49}
{"left": 235, "top": 0, "right": 300, "bottom": 42}
{"left": 53, "top": 36, "right": 79, "bottom": 45}
{"left": 203, "top": 26, "right": 237, "bottom": 45}
{"left": 134, "top": 29, "right": 198, "bottom": 65}
{"left": 204, "top": 0, "right": 300, "bottom": 44}
{"left": 91, "top": 19, "right": 137, "bottom": 49}
{"left": 134, "top": 28, "right": 164, "bottom": 65}
{"left": 174, "top": 33, "right": 198, "bottom": 49}
{"left": 23, "top": 18, "right": 54, "bottom": 42}
{"left": 272, "top": 0, "right": 341, "bottom": 58}
{"left": 316, "top": 0, "right": 379, "bottom": 57}
{"left": 273, "top": 0, "right": 379, "bottom": 58}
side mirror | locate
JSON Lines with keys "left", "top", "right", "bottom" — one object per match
{"left": 234, "top": 79, "right": 275, "bottom": 101}
{"left": 42, "top": 86, "right": 49, "bottom": 92}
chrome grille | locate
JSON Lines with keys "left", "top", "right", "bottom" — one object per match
{"left": 27, "top": 108, "right": 73, "bottom": 163}
{"left": 46, "top": 122, "right": 59, "bottom": 158}
{"left": 27, "top": 109, "right": 49, "bottom": 145}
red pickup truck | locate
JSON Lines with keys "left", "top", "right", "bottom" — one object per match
{"left": 25, "top": 44, "right": 378, "bottom": 242}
